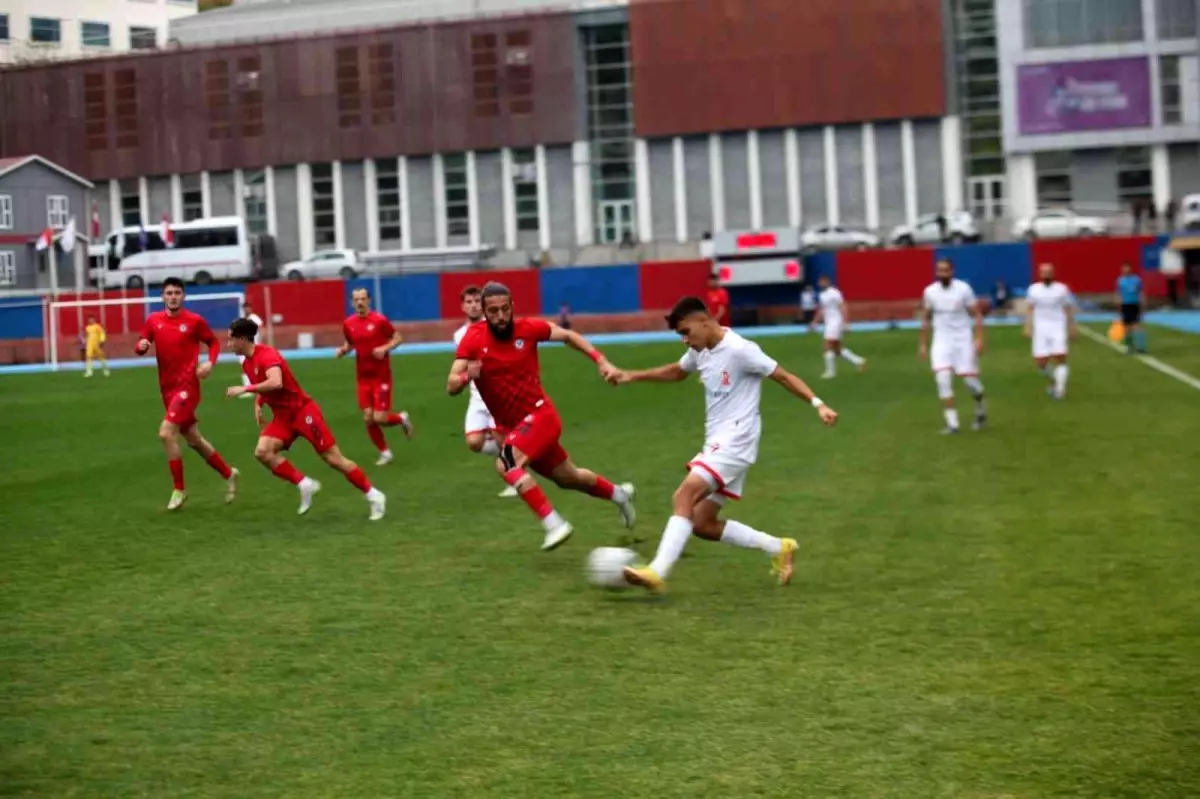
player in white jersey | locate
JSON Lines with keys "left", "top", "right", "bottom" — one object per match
{"left": 608, "top": 296, "right": 838, "bottom": 593}
{"left": 238, "top": 301, "right": 265, "bottom": 394}
{"left": 1024, "top": 262, "right": 1076, "bottom": 399}
{"left": 810, "top": 274, "right": 867, "bottom": 378}
{"left": 453, "top": 285, "right": 517, "bottom": 498}
{"left": 919, "top": 259, "right": 987, "bottom": 434}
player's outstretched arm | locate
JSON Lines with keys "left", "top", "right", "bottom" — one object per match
{"left": 768, "top": 366, "right": 838, "bottom": 426}
{"left": 227, "top": 366, "right": 282, "bottom": 399}
{"left": 447, "top": 358, "right": 476, "bottom": 396}
{"left": 547, "top": 322, "right": 619, "bottom": 380}
{"left": 617, "top": 363, "right": 688, "bottom": 384}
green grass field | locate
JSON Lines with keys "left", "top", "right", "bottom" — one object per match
{"left": 2, "top": 326, "right": 1198, "bottom": 798}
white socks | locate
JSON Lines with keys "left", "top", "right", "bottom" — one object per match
{"left": 944, "top": 408, "right": 960, "bottom": 430}
{"left": 720, "top": 520, "right": 783, "bottom": 555}
{"left": 480, "top": 439, "right": 500, "bottom": 456}
{"left": 366, "top": 487, "right": 384, "bottom": 502}
{"left": 823, "top": 351, "right": 835, "bottom": 374}
{"left": 841, "top": 349, "right": 865, "bottom": 366}
{"left": 542, "top": 509, "right": 567, "bottom": 533}
{"left": 610, "top": 484, "right": 630, "bottom": 503}
{"left": 1054, "top": 364, "right": 1069, "bottom": 396}
{"left": 649, "top": 515, "right": 693, "bottom": 578}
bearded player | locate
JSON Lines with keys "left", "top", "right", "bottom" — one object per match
{"left": 134, "top": 277, "right": 239, "bottom": 510}
{"left": 227, "top": 318, "right": 386, "bottom": 521}
{"left": 1024, "top": 262, "right": 1076, "bottom": 399}
{"left": 453, "top": 284, "right": 516, "bottom": 498}
{"left": 336, "top": 288, "right": 412, "bottom": 466}
{"left": 610, "top": 296, "right": 838, "bottom": 593}
{"left": 919, "top": 259, "right": 987, "bottom": 434}
{"left": 448, "top": 282, "right": 636, "bottom": 550}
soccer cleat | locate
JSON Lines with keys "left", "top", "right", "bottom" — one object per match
{"left": 237, "top": 392, "right": 255, "bottom": 399}
{"left": 940, "top": 427, "right": 960, "bottom": 435}
{"left": 298, "top": 478, "right": 321, "bottom": 515}
{"left": 376, "top": 449, "right": 394, "bottom": 467}
{"left": 772, "top": 538, "right": 799, "bottom": 586}
{"left": 84, "top": 371, "right": 93, "bottom": 378}
{"left": 368, "top": 489, "right": 387, "bottom": 521}
{"left": 857, "top": 360, "right": 867, "bottom": 373}
{"left": 498, "top": 485, "right": 519, "bottom": 498}
{"left": 399, "top": 411, "right": 414, "bottom": 440}
{"left": 541, "top": 521, "right": 574, "bottom": 551}
{"left": 103, "top": 369, "right": 110, "bottom": 377}
{"left": 616, "top": 482, "right": 637, "bottom": 529}
{"left": 225, "top": 468, "right": 240, "bottom": 504}
{"left": 821, "top": 372, "right": 835, "bottom": 380}
{"left": 623, "top": 565, "right": 665, "bottom": 593}
{"left": 166, "top": 490, "right": 187, "bottom": 510}
{"left": 972, "top": 414, "right": 987, "bottom": 432}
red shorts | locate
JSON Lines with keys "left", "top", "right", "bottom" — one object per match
{"left": 162, "top": 386, "right": 200, "bottom": 431}
{"left": 356, "top": 377, "right": 393, "bottom": 412}
{"left": 503, "top": 405, "right": 569, "bottom": 477}
{"left": 263, "top": 401, "right": 337, "bottom": 454}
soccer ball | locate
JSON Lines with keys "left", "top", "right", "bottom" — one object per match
{"left": 586, "top": 547, "right": 638, "bottom": 589}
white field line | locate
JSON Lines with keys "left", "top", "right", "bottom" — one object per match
{"left": 1077, "top": 325, "right": 1200, "bottom": 393}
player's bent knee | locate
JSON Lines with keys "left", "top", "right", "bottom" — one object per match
{"left": 465, "top": 435, "right": 485, "bottom": 453}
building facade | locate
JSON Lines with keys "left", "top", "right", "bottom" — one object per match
{"left": 0, "top": 0, "right": 967, "bottom": 266}
{"left": 0, "top": 156, "right": 94, "bottom": 290}
{"left": 0, "top": 0, "right": 198, "bottom": 65}
{"left": 998, "top": 0, "right": 1200, "bottom": 220}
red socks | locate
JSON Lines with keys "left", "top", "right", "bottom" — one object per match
{"left": 505, "top": 468, "right": 553, "bottom": 520}
{"left": 383, "top": 412, "right": 407, "bottom": 427}
{"left": 205, "top": 452, "right": 233, "bottom": 480}
{"left": 271, "top": 460, "right": 304, "bottom": 485}
{"left": 366, "top": 422, "right": 388, "bottom": 452}
{"left": 588, "top": 476, "right": 616, "bottom": 500}
{"left": 168, "top": 458, "right": 184, "bottom": 490}
{"left": 345, "top": 466, "right": 372, "bottom": 494}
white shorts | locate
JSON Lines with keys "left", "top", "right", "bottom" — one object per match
{"left": 464, "top": 394, "right": 495, "bottom": 436}
{"left": 931, "top": 335, "right": 979, "bottom": 376}
{"left": 823, "top": 319, "right": 844, "bottom": 342}
{"left": 1032, "top": 327, "right": 1068, "bottom": 359}
{"left": 687, "top": 445, "right": 752, "bottom": 505}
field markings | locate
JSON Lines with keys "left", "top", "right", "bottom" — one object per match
{"left": 1078, "top": 325, "right": 1200, "bottom": 393}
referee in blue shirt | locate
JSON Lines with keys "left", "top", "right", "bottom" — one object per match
{"left": 1116, "top": 262, "right": 1147, "bottom": 354}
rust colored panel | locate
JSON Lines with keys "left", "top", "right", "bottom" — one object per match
{"left": 631, "top": 0, "right": 947, "bottom": 138}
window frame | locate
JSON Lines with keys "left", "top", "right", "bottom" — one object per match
{"left": 47, "top": 195, "right": 70, "bottom": 230}
{"left": 29, "top": 16, "right": 62, "bottom": 46}
{"left": 80, "top": 20, "right": 111, "bottom": 49}
{"left": 128, "top": 26, "right": 158, "bottom": 51}
{"left": 0, "top": 195, "right": 12, "bottom": 229}
{"left": 0, "top": 251, "right": 16, "bottom": 286}
{"left": 0, "top": 14, "right": 9, "bottom": 43}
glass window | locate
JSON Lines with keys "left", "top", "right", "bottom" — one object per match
{"left": 0, "top": 15, "right": 9, "bottom": 42}
{"left": 1024, "top": 0, "right": 1143, "bottom": 48}
{"left": 443, "top": 154, "right": 470, "bottom": 238}
{"left": 129, "top": 26, "right": 157, "bottom": 50}
{"left": 47, "top": 196, "right": 69, "bottom": 229}
{"left": 30, "top": 17, "right": 62, "bottom": 44}
{"left": 1116, "top": 146, "right": 1152, "bottom": 206}
{"left": 1161, "top": 55, "right": 1182, "bottom": 125}
{"left": 311, "top": 163, "right": 336, "bottom": 247}
{"left": 182, "top": 174, "right": 203, "bottom": 222}
{"left": 0, "top": 195, "right": 11, "bottom": 229}
{"left": 1035, "top": 151, "right": 1072, "bottom": 207}
{"left": 243, "top": 170, "right": 268, "bottom": 236}
{"left": 0, "top": 252, "right": 15, "bottom": 286}
{"left": 376, "top": 159, "right": 402, "bottom": 245}
{"left": 585, "top": 24, "right": 636, "bottom": 239}
{"left": 512, "top": 149, "right": 539, "bottom": 233}
{"left": 81, "top": 21, "right": 110, "bottom": 48}
{"left": 120, "top": 179, "right": 140, "bottom": 227}
{"left": 1158, "top": 0, "right": 1197, "bottom": 39}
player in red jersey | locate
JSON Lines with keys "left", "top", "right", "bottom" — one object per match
{"left": 336, "top": 288, "right": 412, "bottom": 466}
{"left": 134, "top": 277, "right": 238, "bottom": 510}
{"left": 448, "top": 281, "right": 636, "bottom": 550}
{"left": 705, "top": 272, "right": 731, "bottom": 327}
{"left": 226, "top": 318, "right": 387, "bottom": 520}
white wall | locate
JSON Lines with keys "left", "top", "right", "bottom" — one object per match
{"left": 0, "top": 0, "right": 197, "bottom": 64}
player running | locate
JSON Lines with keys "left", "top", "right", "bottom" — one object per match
{"left": 226, "top": 318, "right": 386, "bottom": 520}
{"left": 336, "top": 288, "right": 412, "bottom": 466}
{"left": 1024, "top": 263, "right": 1077, "bottom": 399}
{"left": 84, "top": 314, "right": 110, "bottom": 377}
{"left": 919, "top": 259, "right": 987, "bottom": 434}
{"left": 1116, "top": 262, "right": 1147, "bottom": 354}
{"left": 134, "top": 277, "right": 239, "bottom": 510}
{"left": 810, "top": 274, "right": 867, "bottom": 378}
{"left": 453, "top": 285, "right": 517, "bottom": 498}
{"left": 237, "top": 301, "right": 264, "bottom": 394}
{"left": 609, "top": 296, "right": 837, "bottom": 593}
{"left": 448, "top": 281, "right": 636, "bottom": 550}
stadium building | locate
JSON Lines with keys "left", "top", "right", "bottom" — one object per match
{"left": 0, "top": 0, "right": 198, "bottom": 65}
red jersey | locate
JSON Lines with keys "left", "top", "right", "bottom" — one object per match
{"left": 706, "top": 288, "right": 731, "bottom": 326}
{"left": 454, "top": 318, "right": 554, "bottom": 431}
{"left": 138, "top": 309, "right": 218, "bottom": 392}
{"left": 242, "top": 344, "right": 312, "bottom": 415}
{"left": 343, "top": 311, "right": 395, "bottom": 381}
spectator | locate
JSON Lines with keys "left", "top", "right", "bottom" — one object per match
{"left": 557, "top": 302, "right": 572, "bottom": 330}
{"left": 936, "top": 213, "right": 948, "bottom": 243}
{"left": 1165, "top": 198, "right": 1178, "bottom": 233}
{"left": 1133, "top": 198, "right": 1144, "bottom": 234}
{"left": 799, "top": 282, "right": 817, "bottom": 325}
{"left": 1147, "top": 200, "right": 1159, "bottom": 233}
{"left": 991, "top": 280, "right": 1011, "bottom": 316}
{"left": 705, "top": 273, "right": 731, "bottom": 327}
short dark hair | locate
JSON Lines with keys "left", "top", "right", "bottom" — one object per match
{"left": 666, "top": 296, "right": 709, "bottom": 329}
{"left": 229, "top": 317, "right": 259, "bottom": 341}
{"left": 163, "top": 277, "right": 185, "bottom": 291}
{"left": 482, "top": 281, "right": 510, "bottom": 300}
{"left": 461, "top": 284, "right": 482, "bottom": 300}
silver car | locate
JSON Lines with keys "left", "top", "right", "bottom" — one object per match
{"left": 281, "top": 249, "right": 360, "bottom": 281}
{"left": 800, "top": 224, "right": 880, "bottom": 252}
{"left": 890, "top": 211, "right": 981, "bottom": 247}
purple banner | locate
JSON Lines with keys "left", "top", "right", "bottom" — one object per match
{"left": 1017, "top": 57, "right": 1151, "bottom": 135}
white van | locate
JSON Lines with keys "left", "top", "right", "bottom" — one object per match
{"left": 99, "top": 216, "right": 252, "bottom": 289}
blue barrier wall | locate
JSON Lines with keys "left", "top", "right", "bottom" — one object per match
{"left": 0, "top": 297, "right": 45, "bottom": 339}
{"left": 343, "top": 274, "right": 442, "bottom": 321}
{"left": 935, "top": 243, "right": 1032, "bottom": 298}
{"left": 538, "top": 265, "right": 641, "bottom": 315}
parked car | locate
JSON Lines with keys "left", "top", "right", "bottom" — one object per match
{"left": 1179, "top": 193, "right": 1200, "bottom": 231}
{"left": 800, "top": 225, "right": 880, "bottom": 252}
{"left": 890, "top": 211, "right": 981, "bottom": 247}
{"left": 1012, "top": 209, "right": 1108, "bottom": 240}
{"left": 281, "top": 249, "right": 361, "bottom": 280}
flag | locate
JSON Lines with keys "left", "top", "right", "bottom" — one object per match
{"left": 162, "top": 212, "right": 174, "bottom": 248}
{"left": 34, "top": 228, "right": 52, "bottom": 252}
{"left": 60, "top": 217, "right": 77, "bottom": 253}
{"left": 91, "top": 203, "right": 101, "bottom": 240}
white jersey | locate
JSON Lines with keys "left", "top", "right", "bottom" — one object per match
{"left": 1026, "top": 281, "right": 1073, "bottom": 333}
{"left": 818, "top": 287, "right": 845, "bottom": 326}
{"left": 922, "top": 279, "right": 977, "bottom": 338}
{"left": 679, "top": 330, "right": 778, "bottom": 464}
{"left": 245, "top": 313, "right": 264, "bottom": 343}
{"left": 453, "top": 323, "right": 484, "bottom": 402}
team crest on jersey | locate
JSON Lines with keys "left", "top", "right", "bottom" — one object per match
{"left": 180, "top": 391, "right": 189, "bottom": 400}
{"left": 367, "top": 324, "right": 375, "bottom": 331}
{"left": 720, "top": 371, "right": 731, "bottom": 386}
{"left": 381, "top": 383, "right": 389, "bottom": 391}
{"left": 305, "top": 416, "right": 313, "bottom": 424}
{"left": 179, "top": 324, "right": 188, "bottom": 332}
{"left": 515, "top": 340, "right": 526, "bottom": 350}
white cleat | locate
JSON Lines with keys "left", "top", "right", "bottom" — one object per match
{"left": 399, "top": 411, "right": 414, "bottom": 440}
{"left": 376, "top": 449, "right": 394, "bottom": 467}
{"left": 367, "top": 489, "right": 386, "bottom": 521}
{"left": 84, "top": 372, "right": 93, "bottom": 378}
{"left": 237, "top": 391, "right": 255, "bottom": 399}
{"left": 821, "top": 372, "right": 835, "bottom": 380}
{"left": 225, "top": 468, "right": 240, "bottom": 504}
{"left": 297, "top": 478, "right": 321, "bottom": 515}
{"left": 541, "top": 521, "right": 574, "bottom": 551}
{"left": 167, "top": 490, "right": 187, "bottom": 510}
{"left": 498, "top": 485, "right": 519, "bottom": 498}
{"left": 616, "top": 482, "right": 637, "bottom": 529}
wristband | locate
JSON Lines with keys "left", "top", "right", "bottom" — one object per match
{"left": 587, "top": 349, "right": 604, "bottom": 364}
{"left": 811, "top": 396, "right": 825, "bottom": 408}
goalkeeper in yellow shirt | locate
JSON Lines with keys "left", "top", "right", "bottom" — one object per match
{"left": 84, "top": 315, "right": 110, "bottom": 377}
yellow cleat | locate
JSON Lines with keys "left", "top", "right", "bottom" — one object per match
{"left": 623, "top": 565, "right": 665, "bottom": 594}
{"left": 772, "top": 538, "right": 799, "bottom": 586}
